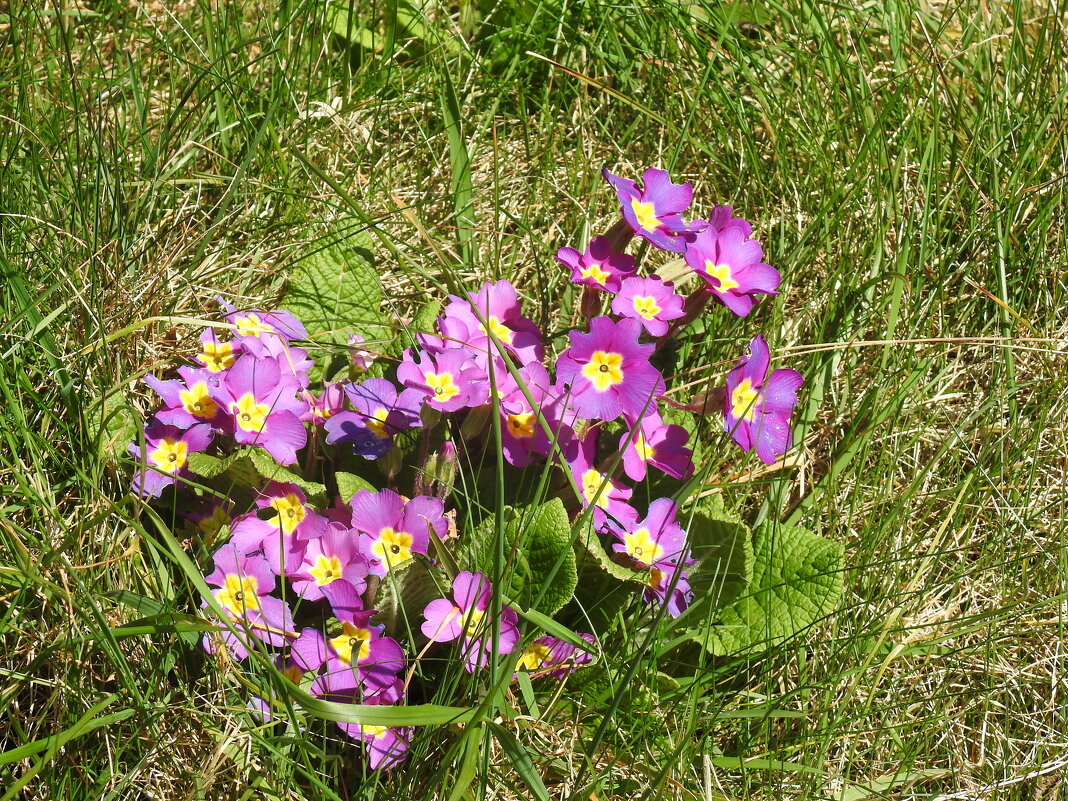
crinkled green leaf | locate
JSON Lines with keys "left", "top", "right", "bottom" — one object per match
{"left": 335, "top": 471, "right": 376, "bottom": 503}
{"left": 90, "top": 390, "right": 139, "bottom": 459}
{"left": 185, "top": 451, "right": 227, "bottom": 479}
{"left": 681, "top": 522, "right": 843, "bottom": 656}
{"left": 243, "top": 447, "right": 326, "bottom": 500}
{"left": 520, "top": 498, "right": 578, "bottom": 616}
{"left": 283, "top": 228, "right": 390, "bottom": 348}
{"left": 575, "top": 515, "right": 645, "bottom": 586}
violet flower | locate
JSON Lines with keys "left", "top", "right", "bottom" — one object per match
{"left": 349, "top": 489, "right": 447, "bottom": 577}
{"left": 397, "top": 348, "right": 487, "bottom": 413}
{"left": 516, "top": 633, "right": 595, "bottom": 679}
{"left": 684, "top": 225, "right": 781, "bottom": 317}
{"left": 610, "top": 276, "right": 686, "bottom": 337}
{"left": 144, "top": 366, "right": 228, "bottom": 430}
{"left": 618, "top": 410, "right": 694, "bottom": 482}
{"left": 602, "top": 167, "right": 704, "bottom": 253}
{"left": 195, "top": 328, "right": 242, "bottom": 374}
{"left": 324, "top": 378, "right": 422, "bottom": 459}
{"left": 129, "top": 421, "right": 213, "bottom": 498}
{"left": 556, "top": 236, "right": 636, "bottom": 293}
{"left": 438, "top": 279, "right": 544, "bottom": 365}
{"left": 724, "top": 335, "right": 803, "bottom": 465}
{"left": 420, "top": 571, "right": 520, "bottom": 673}
{"left": 228, "top": 482, "right": 329, "bottom": 575}
{"left": 608, "top": 497, "right": 691, "bottom": 569}
{"left": 555, "top": 316, "right": 665, "bottom": 422}
{"left": 289, "top": 523, "right": 370, "bottom": 601}
{"left": 564, "top": 433, "right": 636, "bottom": 529}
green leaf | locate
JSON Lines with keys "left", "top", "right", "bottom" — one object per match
{"left": 185, "top": 452, "right": 227, "bottom": 479}
{"left": 575, "top": 515, "right": 645, "bottom": 586}
{"left": 521, "top": 498, "right": 578, "bottom": 616}
{"left": 89, "top": 390, "right": 138, "bottom": 459}
{"left": 679, "top": 521, "right": 843, "bottom": 656}
{"left": 383, "top": 299, "right": 442, "bottom": 363}
{"left": 283, "top": 227, "right": 390, "bottom": 348}
{"left": 335, "top": 471, "right": 376, "bottom": 503}
{"left": 243, "top": 447, "right": 326, "bottom": 499}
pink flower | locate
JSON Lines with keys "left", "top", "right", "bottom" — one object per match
{"left": 564, "top": 433, "right": 636, "bottom": 530}
{"left": 618, "top": 410, "right": 694, "bottom": 481}
{"left": 349, "top": 489, "right": 447, "bottom": 577}
{"left": 602, "top": 168, "right": 704, "bottom": 253}
{"left": 684, "top": 225, "right": 781, "bottom": 317}
{"left": 610, "top": 276, "right": 686, "bottom": 337}
{"left": 144, "top": 366, "right": 229, "bottom": 430}
{"left": 437, "top": 280, "right": 544, "bottom": 366}
{"left": 556, "top": 236, "right": 636, "bottom": 293}
{"left": 397, "top": 348, "right": 486, "bottom": 413}
{"left": 289, "top": 523, "right": 370, "bottom": 601}
{"left": 516, "top": 633, "right": 595, "bottom": 679}
{"left": 129, "top": 421, "right": 213, "bottom": 498}
{"left": 228, "top": 482, "right": 328, "bottom": 575}
{"left": 724, "top": 335, "right": 803, "bottom": 464}
{"left": 607, "top": 498, "right": 691, "bottom": 569}
{"left": 420, "top": 571, "right": 520, "bottom": 672}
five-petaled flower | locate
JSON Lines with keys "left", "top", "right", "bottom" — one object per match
{"left": 556, "top": 236, "right": 636, "bottom": 293}
{"left": 420, "top": 571, "right": 520, "bottom": 673}
{"left": 684, "top": 224, "right": 781, "bottom": 317}
{"left": 603, "top": 167, "right": 704, "bottom": 253}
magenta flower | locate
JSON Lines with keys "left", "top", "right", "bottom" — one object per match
{"left": 556, "top": 236, "right": 636, "bottom": 293}
{"left": 725, "top": 335, "right": 803, "bottom": 465}
{"left": 290, "top": 523, "right": 370, "bottom": 601}
{"left": 202, "top": 545, "right": 295, "bottom": 660}
{"left": 602, "top": 168, "right": 704, "bottom": 253}
{"left": 684, "top": 225, "right": 781, "bottom": 317}
{"left": 349, "top": 489, "right": 446, "bottom": 577}
{"left": 228, "top": 482, "right": 329, "bottom": 574}
{"left": 516, "top": 633, "right": 595, "bottom": 679}
{"left": 644, "top": 562, "right": 693, "bottom": 618}
{"left": 608, "top": 498, "right": 691, "bottom": 569}
{"left": 341, "top": 723, "right": 411, "bottom": 770}
{"left": 300, "top": 382, "right": 346, "bottom": 426}
{"left": 564, "top": 434, "right": 636, "bottom": 529}
{"left": 397, "top": 348, "right": 486, "bottom": 413}
{"left": 493, "top": 363, "right": 571, "bottom": 467}
{"left": 144, "top": 366, "right": 229, "bottom": 430}
{"left": 706, "top": 204, "right": 753, "bottom": 236}
{"left": 324, "top": 378, "right": 423, "bottom": 459}
{"left": 222, "top": 303, "right": 308, "bottom": 347}
{"left": 438, "top": 280, "right": 544, "bottom": 365}
{"left": 618, "top": 410, "right": 694, "bottom": 481}
{"left": 129, "top": 421, "right": 213, "bottom": 498}
{"left": 211, "top": 354, "right": 309, "bottom": 465}
{"left": 195, "top": 328, "right": 243, "bottom": 374}
{"left": 291, "top": 583, "right": 405, "bottom": 692}
{"left": 247, "top": 335, "right": 314, "bottom": 387}
{"left": 610, "top": 276, "right": 686, "bottom": 337}
{"left": 555, "top": 316, "right": 665, "bottom": 422}
{"left": 420, "top": 571, "right": 520, "bottom": 673}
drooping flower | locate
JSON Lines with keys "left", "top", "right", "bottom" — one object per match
{"left": 556, "top": 236, "right": 636, "bottom": 293}
{"left": 644, "top": 561, "right": 693, "bottom": 618}
{"left": 290, "top": 524, "right": 370, "bottom": 601}
{"left": 301, "top": 382, "right": 346, "bottom": 426}
{"left": 420, "top": 571, "right": 520, "bottom": 673}
{"left": 397, "top": 348, "right": 487, "bottom": 413}
{"left": 291, "top": 583, "right": 406, "bottom": 693}
{"left": 437, "top": 280, "right": 544, "bottom": 366}
{"left": 610, "top": 276, "right": 686, "bottom": 337}
{"left": 564, "top": 433, "right": 636, "bottom": 529}
{"left": 211, "top": 354, "right": 309, "bottom": 465}
{"left": 617, "top": 410, "right": 694, "bottom": 482}
{"left": 724, "top": 335, "right": 803, "bottom": 465}
{"left": 144, "top": 366, "right": 229, "bottom": 430}
{"left": 608, "top": 497, "right": 691, "bottom": 569}
{"left": 493, "top": 363, "right": 572, "bottom": 467}
{"left": 202, "top": 545, "right": 295, "bottom": 660}
{"left": 516, "top": 633, "right": 595, "bottom": 679}
{"left": 228, "top": 482, "right": 329, "bottom": 575}
{"left": 221, "top": 303, "right": 308, "bottom": 348}
{"left": 324, "top": 378, "right": 423, "bottom": 459}
{"left": 349, "top": 489, "right": 446, "bottom": 577}
{"left": 602, "top": 168, "right": 704, "bottom": 253}
{"left": 684, "top": 225, "right": 781, "bottom": 317}
{"left": 554, "top": 316, "right": 665, "bottom": 422}
{"left": 129, "top": 421, "right": 213, "bottom": 498}
{"left": 195, "top": 328, "right": 243, "bottom": 374}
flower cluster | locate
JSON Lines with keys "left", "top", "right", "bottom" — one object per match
{"left": 128, "top": 164, "right": 805, "bottom": 773}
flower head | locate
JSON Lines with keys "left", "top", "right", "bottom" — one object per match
{"left": 684, "top": 225, "right": 780, "bottom": 317}
{"left": 228, "top": 482, "right": 329, "bottom": 574}
{"left": 556, "top": 236, "right": 636, "bottom": 293}
{"left": 195, "top": 328, "right": 243, "bottom": 374}
{"left": 290, "top": 523, "right": 370, "bottom": 601}
{"left": 603, "top": 168, "right": 704, "bottom": 253}
{"left": 610, "top": 276, "right": 686, "bottom": 337}
{"left": 397, "top": 349, "right": 487, "bottom": 413}
{"left": 516, "top": 633, "right": 595, "bottom": 679}
{"left": 565, "top": 433, "right": 636, "bottom": 529}
{"left": 145, "top": 366, "right": 229, "bottom": 430}
{"left": 349, "top": 489, "right": 446, "bottom": 577}
{"left": 438, "top": 280, "right": 544, "bottom": 366}
{"left": 724, "top": 335, "right": 803, "bottom": 465}
{"left": 555, "top": 316, "right": 665, "bottom": 422}
{"left": 608, "top": 498, "right": 691, "bottom": 569}
{"left": 618, "top": 410, "right": 694, "bottom": 482}
{"left": 324, "top": 378, "right": 423, "bottom": 459}
{"left": 420, "top": 571, "right": 520, "bottom": 672}
{"left": 129, "top": 421, "right": 213, "bottom": 498}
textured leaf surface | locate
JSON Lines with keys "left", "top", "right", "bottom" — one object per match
{"left": 681, "top": 522, "right": 843, "bottom": 656}
{"left": 283, "top": 228, "right": 390, "bottom": 347}
{"left": 335, "top": 471, "right": 375, "bottom": 503}
{"left": 575, "top": 515, "right": 645, "bottom": 586}
{"left": 519, "top": 498, "right": 578, "bottom": 616}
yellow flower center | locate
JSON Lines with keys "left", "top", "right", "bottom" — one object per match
{"left": 730, "top": 378, "right": 761, "bottom": 422}
{"left": 581, "top": 468, "right": 610, "bottom": 510}
{"left": 365, "top": 407, "right": 391, "bottom": 439}
{"left": 506, "top": 411, "right": 537, "bottom": 439}
{"left": 624, "top": 527, "right": 663, "bottom": 566}
{"left": 634, "top": 432, "right": 655, "bottom": 462}
{"left": 425, "top": 371, "right": 460, "bottom": 403}
{"left": 580, "top": 351, "right": 624, "bottom": 392}
{"left": 370, "top": 528, "right": 414, "bottom": 571}
{"left": 630, "top": 198, "right": 660, "bottom": 232}
{"left": 282, "top": 664, "right": 304, "bottom": 684}
{"left": 309, "top": 554, "right": 344, "bottom": 586}
{"left": 180, "top": 381, "right": 219, "bottom": 419}
{"left": 579, "top": 263, "right": 611, "bottom": 287}
{"left": 361, "top": 725, "right": 388, "bottom": 738}
{"left": 328, "top": 621, "right": 372, "bottom": 665}
{"left": 704, "top": 261, "right": 739, "bottom": 292}
{"left": 648, "top": 567, "right": 666, "bottom": 592}
{"left": 477, "top": 315, "right": 514, "bottom": 344}
{"left": 197, "top": 506, "right": 231, "bottom": 537}
{"left": 631, "top": 295, "right": 662, "bottom": 321}
{"left": 231, "top": 393, "right": 270, "bottom": 433}
{"left": 215, "top": 574, "right": 261, "bottom": 617}
{"left": 234, "top": 313, "right": 275, "bottom": 337}
{"left": 268, "top": 493, "right": 307, "bottom": 535}
{"left": 199, "top": 341, "right": 235, "bottom": 373}
{"left": 517, "top": 643, "right": 551, "bottom": 671}
{"left": 149, "top": 438, "right": 189, "bottom": 473}
{"left": 462, "top": 606, "right": 486, "bottom": 639}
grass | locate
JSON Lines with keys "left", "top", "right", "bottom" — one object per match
{"left": 1, "top": 0, "right": 1067, "bottom": 798}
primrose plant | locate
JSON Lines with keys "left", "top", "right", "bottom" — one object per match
{"left": 127, "top": 166, "right": 835, "bottom": 773}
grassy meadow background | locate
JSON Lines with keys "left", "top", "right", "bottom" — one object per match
{"left": 2, "top": 0, "right": 1066, "bottom": 798}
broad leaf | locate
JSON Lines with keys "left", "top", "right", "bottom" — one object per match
{"left": 518, "top": 498, "right": 577, "bottom": 616}
{"left": 679, "top": 521, "right": 843, "bottom": 656}
{"left": 335, "top": 471, "right": 375, "bottom": 503}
